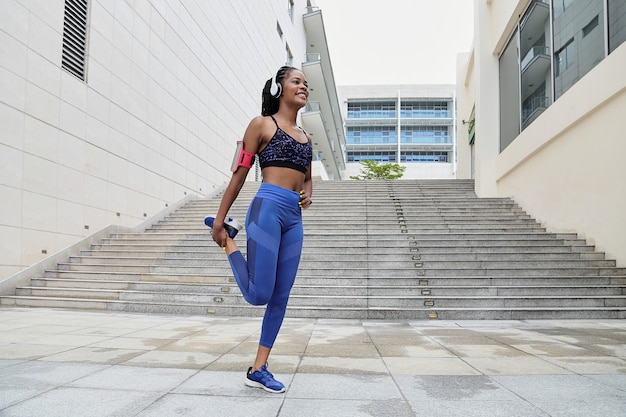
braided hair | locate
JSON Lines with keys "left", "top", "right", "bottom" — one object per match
{"left": 261, "top": 66, "right": 299, "bottom": 116}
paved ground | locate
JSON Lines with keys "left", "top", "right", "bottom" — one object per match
{"left": 0, "top": 308, "right": 625, "bottom": 417}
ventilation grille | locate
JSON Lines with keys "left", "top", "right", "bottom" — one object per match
{"left": 61, "top": 0, "right": 89, "bottom": 80}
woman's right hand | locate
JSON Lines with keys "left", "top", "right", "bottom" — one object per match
{"left": 211, "top": 223, "right": 228, "bottom": 248}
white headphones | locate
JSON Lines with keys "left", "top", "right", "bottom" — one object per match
{"left": 269, "top": 73, "right": 282, "bottom": 98}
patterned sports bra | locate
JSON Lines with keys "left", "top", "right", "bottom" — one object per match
{"left": 258, "top": 115, "right": 313, "bottom": 174}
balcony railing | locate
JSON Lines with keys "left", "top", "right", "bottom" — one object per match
{"left": 305, "top": 6, "right": 320, "bottom": 14}
{"left": 347, "top": 110, "right": 397, "bottom": 119}
{"left": 522, "top": 96, "right": 550, "bottom": 123}
{"left": 304, "top": 101, "right": 321, "bottom": 112}
{"left": 305, "top": 53, "right": 321, "bottom": 63}
{"left": 400, "top": 110, "right": 452, "bottom": 118}
{"left": 521, "top": 46, "right": 550, "bottom": 71}
{"left": 401, "top": 136, "right": 452, "bottom": 144}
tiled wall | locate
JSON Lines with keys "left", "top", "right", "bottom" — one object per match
{"left": 0, "top": 0, "right": 308, "bottom": 278}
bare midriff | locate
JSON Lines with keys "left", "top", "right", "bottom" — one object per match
{"left": 261, "top": 167, "right": 306, "bottom": 192}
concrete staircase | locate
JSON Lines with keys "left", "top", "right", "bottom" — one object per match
{"left": 2, "top": 180, "right": 625, "bottom": 319}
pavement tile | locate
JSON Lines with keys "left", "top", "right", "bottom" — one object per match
{"left": 462, "top": 356, "right": 571, "bottom": 375}
{"left": 493, "top": 374, "right": 626, "bottom": 416}
{"left": 410, "top": 399, "right": 551, "bottom": 417}
{"left": 298, "top": 356, "right": 388, "bottom": 374}
{"left": 304, "top": 342, "right": 380, "bottom": 358}
{"left": 42, "top": 346, "right": 144, "bottom": 365}
{"left": 0, "top": 359, "right": 23, "bottom": 370}
{"left": 1, "top": 309, "right": 626, "bottom": 417}
{"left": 63, "top": 326, "right": 140, "bottom": 338}
{"left": 288, "top": 373, "right": 401, "bottom": 400}
{"left": 0, "top": 343, "right": 75, "bottom": 360}
{"left": 0, "top": 385, "right": 53, "bottom": 410}
{"left": 393, "top": 375, "right": 519, "bottom": 401}
{"left": 376, "top": 343, "right": 456, "bottom": 358}
{"left": 532, "top": 399, "right": 626, "bottom": 417}
{"left": 89, "top": 336, "right": 172, "bottom": 350}
{"left": 384, "top": 357, "right": 482, "bottom": 375}
{"left": 121, "top": 349, "right": 219, "bottom": 369}
{"left": 0, "top": 331, "right": 40, "bottom": 344}
{"left": 539, "top": 356, "right": 626, "bottom": 374}
{"left": 119, "top": 328, "right": 197, "bottom": 340}
{"left": 510, "top": 343, "right": 609, "bottom": 357}
{"left": 493, "top": 374, "right": 626, "bottom": 401}
{"left": 0, "top": 360, "right": 107, "bottom": 387}
{"left": 443, "top": 343, "right": 529, "bottom": 357}
{"left": 158, "top": 337, "right": 240, "bottom": 353}
{"left": 67, "top": 364, "right": 196, "bottom": 392}
{"left": 23, "top": 333, "right": 111, "bottom": 347}
{"left": 0, "top": 387, "right": 160, "bottom": 417}
{"left": 585, "top": 374, "right": 626, "bottom": 391}
{"left": 580, "top": 343, "right": 626, "bottom": 358}
{"left": 279, "top": 398, "right": 414, "bottom": 417}
{"left": 134, "top": 393, "right": 283, "bottom": 417}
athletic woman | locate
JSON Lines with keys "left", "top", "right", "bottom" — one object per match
{"left": 205, "top": 66, "right": 313, "bottom": 393}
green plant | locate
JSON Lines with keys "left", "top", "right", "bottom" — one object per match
{"left": 349, "top": 159, "right": 406, "bottom": 180}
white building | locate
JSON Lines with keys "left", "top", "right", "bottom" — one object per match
{"left": 457, "top": 0, "right": 626, "bottom": 266}
{"left": 0, "top": 0, "right": 344, "bottom": 279}
{"left": 338, "top": 85, "right": 457, "bottom": 180}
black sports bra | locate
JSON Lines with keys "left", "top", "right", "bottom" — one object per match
{"left": 257, "top": 116, "right": 313, "bottom": 174}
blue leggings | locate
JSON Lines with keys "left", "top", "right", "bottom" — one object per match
{"left": 227, "top": 183, "right": 303, "bottom": 349}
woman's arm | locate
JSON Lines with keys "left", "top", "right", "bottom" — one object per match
{"left": 212, "top": 116, "right": 266, "bottom": 247}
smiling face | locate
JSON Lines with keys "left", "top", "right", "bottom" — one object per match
{"left": 280, "top": 69, "right": 309, "bottom": 107}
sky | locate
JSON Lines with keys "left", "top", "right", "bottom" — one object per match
{"left": 313, "top": 0, "right": 475, "bottom": 86}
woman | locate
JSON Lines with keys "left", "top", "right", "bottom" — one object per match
{"left": 205, "top": 66, "right": 313, "bottom": 393}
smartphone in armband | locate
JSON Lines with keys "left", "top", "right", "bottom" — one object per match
{"left": 230, "top": 141, "right": 255, "bottom": 172}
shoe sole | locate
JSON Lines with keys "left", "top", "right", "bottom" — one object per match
{"left": 204, "top": 216, "right": 241, "bottom": 239}
{"left": 245, "top": 378, "right": 286, "bottom": 393}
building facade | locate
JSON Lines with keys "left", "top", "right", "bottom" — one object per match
{"left": 339, "top": 85, "right": 457, "bottom": 179}
{"left": 457, "top": 0, "right": 626, "bottom": 265}
{"left": 0, "top": 0, "right": 344, "bottom": 279}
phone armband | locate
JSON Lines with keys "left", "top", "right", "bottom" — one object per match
{"left": 230, "top": 141, "right": 255, "bottom": 172}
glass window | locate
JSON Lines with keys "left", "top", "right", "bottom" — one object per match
{"left": 347, "top": 152, "right": 397, "bottom": 162}
{"left": 555, "top": 39, "right": 575, "bottom": 76}
{"left": 288, "top": 0, "right": 294, "bottom": 21}
{"left": 553, "top": 0, "right": 604, "bottom": 99}
{"left": 400, "top": 126, "right": 450, "bottom": 143}
{"left": 347, "top": 101, "right": 396, "bottom": 118}
{"left": 346, "top": 127, "right": 396, "bottom": 144}
{"left": 499, "top": 31, "right": 520, "bottom": 151}
{"left": 553, "top": 0, "right": 573, "bottom": 18}
{"left": 608, "top": 0, "right": 626, "bottom": 53}
{"left": 285, "top": 44, "right": 293, "bottom": 66}
{"left": 400, "top": 151, "right": 449, "bottom": 163}
{"left": 400, "top": 101, "right": 450, "bottom": 118}
{"left": 583, "top": 15, "right": 599, "bottom": 37}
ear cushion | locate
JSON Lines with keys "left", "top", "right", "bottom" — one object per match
{"left": 270, "top": 76, "right": 282, "bottom": 98}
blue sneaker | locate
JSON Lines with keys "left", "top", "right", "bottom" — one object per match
{"left": 204, "top": 216, "right": 242, "bottom": 239}
{"left": 245, "top": 364, "right": 286, "bottom": 393}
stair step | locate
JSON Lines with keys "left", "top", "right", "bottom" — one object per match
{"left": 3, "top": 179, "right": 625, "bottom": 319}
{"left": 15, "top": 287, "right": 626, "bottom": 309}
{"left": 2, "top": 296, "right": 624, "bottom": 320}
{"left": 26, "top": 279, "right": 625, "bottom": 297}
